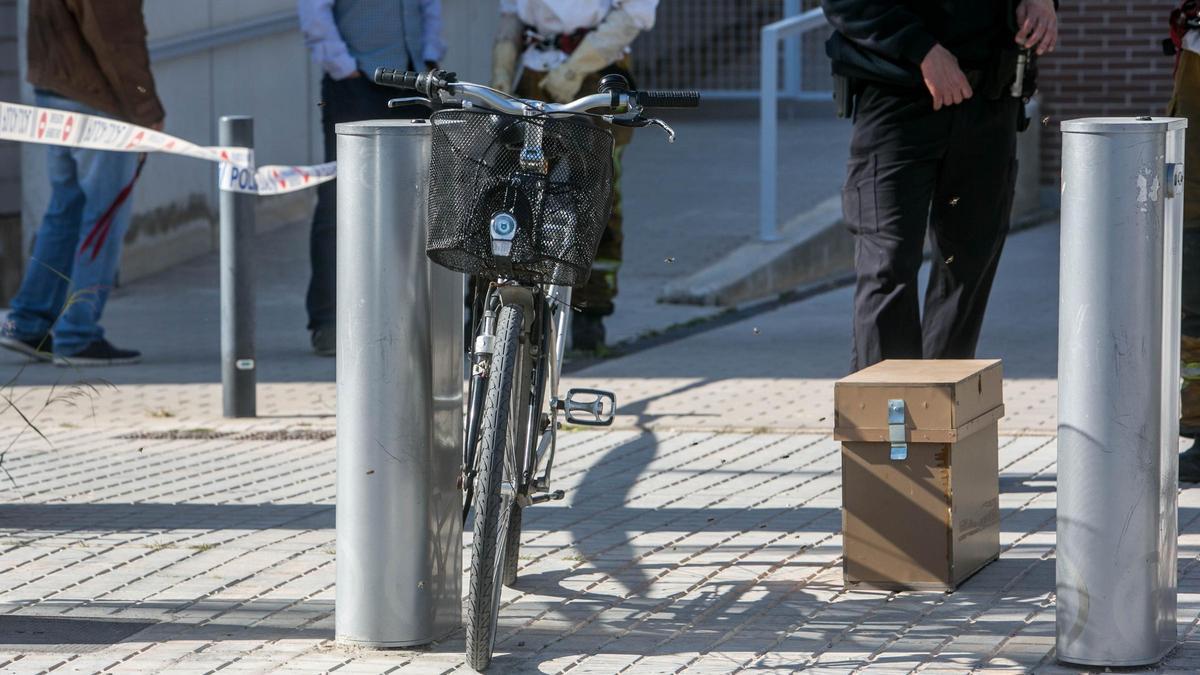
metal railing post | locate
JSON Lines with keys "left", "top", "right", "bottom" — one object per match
{"left": 1056, "top": 117, "right": 1186, "bottom": 666}
{"left": 783, "top": 0, "right": 802, "bottom": 98}
{"left": 758, "top": 7, "right": 828, "bottom": 243}
{"left": 218, "top": 115, "right": 256, "bottom": 418}
{"left": 760, "top": 26, "right": 780, "bottom": 243}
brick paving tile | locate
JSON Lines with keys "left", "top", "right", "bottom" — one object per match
{"left": 4, "top": 393, "right": 1200, "bottom": 675}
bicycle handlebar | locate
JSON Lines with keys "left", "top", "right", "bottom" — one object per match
{"left": 373, "top": 68, "right": 700, "bottom": 115}
{"left": 374, "top": 68, "right": 422, "bottom": 91}
{"left": 634, "top": 90, "right": 701, "bottom": 109}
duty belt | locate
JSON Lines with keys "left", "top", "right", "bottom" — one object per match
{"left": 525, "top": 27, "right": 593, "bottom": 55}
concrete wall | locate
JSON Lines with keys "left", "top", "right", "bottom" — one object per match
{"left": 1, "top": 0, "right": 20, "bottom": 303}
{"left": 13, "top": 0, "right": 498, "bottom": 293}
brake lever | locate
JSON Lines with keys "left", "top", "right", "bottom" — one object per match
{"left": 609, "top": 113, "right": 676, "bottom": 142}
{"left": 610, "top": 114, "right": 677, "bottom": 143}
{"left": 388, "top": 96, "right": 433, "bottom": 109}
{"left": 647, "top": 117, "right": 677, "bottom": 144}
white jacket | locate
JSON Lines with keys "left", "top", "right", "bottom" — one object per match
{"left": 499, "top": 0, "right": 658, "bottom": 71}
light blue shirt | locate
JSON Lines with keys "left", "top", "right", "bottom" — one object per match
{"left": 299, "top": 0, "right": 446, "bottom": 80}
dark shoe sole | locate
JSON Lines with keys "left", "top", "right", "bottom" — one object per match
{"left": 53, "top": 354, "right": 141, "bottom": 367}
{"left": 0, "top": 336, "right": 53, "bottom": 363}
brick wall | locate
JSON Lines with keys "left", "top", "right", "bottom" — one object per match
{"left": 1039, "top": 0, "right": 1177, "bottom": 186}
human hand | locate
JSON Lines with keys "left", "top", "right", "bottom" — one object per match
{"left": 150, "top": 119, "right": 164, "bottom": 132}
{"left": 425, "top": 61, "right": 439, "bottom": 72}
{"left": 344, "top": 70, "right": 363, "bottom": 79}
{"left": 920, "top": 44, "right": 973, "bottom": 111}
{"left": 540, "top": 66, "right": 584, "bottom": 104}
{"left": 1015, "top": 0, "right": 1058, "bottom": 55}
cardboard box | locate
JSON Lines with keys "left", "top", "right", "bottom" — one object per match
{"left": 834, "top": 359, "right": 1004, "bottom": 590}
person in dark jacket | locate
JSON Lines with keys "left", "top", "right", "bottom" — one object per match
{"left": 0, "top": 0, "right": 164, "bottom": 366}
{"left": 821, "top": 0, "right": 1057, "bottom": 371}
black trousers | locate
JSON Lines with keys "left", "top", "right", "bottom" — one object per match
{"left": 307, "top": 74, "right": 423, "bottom": 331}
{"left": 842, "top": 84, "right": 1020, "bottom": 371}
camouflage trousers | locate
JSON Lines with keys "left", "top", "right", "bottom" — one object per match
{"left": 1167, "top": 49, "right": 1200, "bottom": 429}
{"left": 514, "top": 64, "right": 633, "bottom": 317}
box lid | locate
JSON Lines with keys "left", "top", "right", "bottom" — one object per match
{"left": 834, "top": 359, "right": 1004, "bottom": 443}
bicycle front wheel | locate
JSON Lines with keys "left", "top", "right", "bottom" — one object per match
{"left": 465, "top": 303, "right": 524, "bottom": 672}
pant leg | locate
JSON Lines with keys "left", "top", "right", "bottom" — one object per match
{"left": 52, "top": 145, "right": 137, "bottom": 354}
{"left": 1168, "top": 50, "right": 1200, "bottom": 430}
{"left": 306, "top": 75, "right": 425, "bottom": 331}
{"left": 515, "top": 67, "right": 630, "bottom": 317}
{"left": 1170, "top": 49, "right": 1200, "bottom": 339}
{"left": 921, "top": 96, "right": 1019, "bottom": 360}
{"left": 5, "top": 143, "right": 86, "bottom": 340}
{"left": 844, "top": 85, "right": 948, "bottom": 371}
{"left": 574, "top": 133, "right": 629, "bottom": 317}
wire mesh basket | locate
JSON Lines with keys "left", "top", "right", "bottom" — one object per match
{"left": 427, "top": 108, "right": 615, "bottom": 287}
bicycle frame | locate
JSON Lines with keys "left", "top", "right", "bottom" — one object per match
{"left": 461, "top": 281, "right": 571, "bottom": 523}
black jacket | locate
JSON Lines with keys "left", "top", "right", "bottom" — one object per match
{"left": 821, "top": 0, "right": 1017, "bottom": 88}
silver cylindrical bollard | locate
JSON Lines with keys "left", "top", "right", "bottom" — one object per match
{"left": 335, "top": 119, "right": 463, "bottom": 647}
{"left": 1057, "top": 117, "right": 1186, "bottom": 666}
{"left": 219, "top": 116, "right": 256, "bottom": 418}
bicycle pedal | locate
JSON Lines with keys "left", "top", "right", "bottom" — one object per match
{"left": 530, "top": 490, "right": 565, "bottom": 504}
{"left": 557, "top": 388, "right": 616, "bottom": 426}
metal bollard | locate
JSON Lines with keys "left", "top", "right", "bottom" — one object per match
{"left": 334, "top": 119, "right": 463, "bottom": 647}
{"left": 218, "top": 116, "right": 256, "bottom": 418}
{"left": 1057, "top": 117, "right": 1186, "bottom": 666}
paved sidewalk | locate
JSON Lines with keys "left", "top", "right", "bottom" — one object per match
{"left": 4, "top": 217, "right": 1200, "bottom": 673}
{"left": 1, "top": 424, "right": 1199, "bottom": 673}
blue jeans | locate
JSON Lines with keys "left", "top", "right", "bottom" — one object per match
{"left": 6, "top": 94, "right": 137, "bottom": 355}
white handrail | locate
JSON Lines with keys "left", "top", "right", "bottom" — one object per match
{"left": 759, "top": 7, "right": 830, "bottom": 242}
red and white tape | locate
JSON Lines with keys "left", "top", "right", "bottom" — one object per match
{"left": 217, "top": 160, "right": 337, "bottom": 196}
{"left": 0, "top": 101, "right": 336, "bottom": 196}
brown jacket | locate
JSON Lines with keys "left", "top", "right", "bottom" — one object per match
{"left": 27, "top": 0, "right": 164, "bottom": 127}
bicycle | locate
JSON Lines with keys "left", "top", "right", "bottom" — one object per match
{"left": 374, "top": 67, "right": 698, "bottom": 671}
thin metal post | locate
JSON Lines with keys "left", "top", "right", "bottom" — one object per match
{"left": 1057, "top": 117, "right": 1186, "bottom": 667}
{"left": 335, "top": 119, "right": 463, "bottom": 647}
{"left": 218, "top": 116, "right": 256, "bottom": 418}
{"left": 782, "top": 0, "right": 802, "bottom": 98}
{"left": 760, "top": 26, "right": 780, "bottom": 242}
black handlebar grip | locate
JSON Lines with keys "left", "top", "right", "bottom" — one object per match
{"left": 374, "top": 68, "right": 421, "bottom": 90}
{"left": 634, "top": 90, "right": 701, "bottom": 108}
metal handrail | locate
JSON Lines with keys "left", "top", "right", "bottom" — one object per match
{"left": 759, "top": 7, "right": 830, "bottom": 242}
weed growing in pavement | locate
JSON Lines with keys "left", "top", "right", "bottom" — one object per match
{"left": 1, "top": 266, "right": 118, "bottom": 488}
{"left": 188, "top": 543, "right": 217, "bottom": 552}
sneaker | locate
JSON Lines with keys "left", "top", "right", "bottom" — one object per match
{"left": 1182, "top": 440, "right": 1200, "bottom": 484}
{"left": 0, "top": 332, "right": 54, "bottom": 363}
{"left": 312, "top": 326, "right": 335, "bottom": 357}
{"left": 53, "top": 339, "right": 141, "bottom": 367}
{"left": 571, "top": 313, "right": 606, "bottom": 352}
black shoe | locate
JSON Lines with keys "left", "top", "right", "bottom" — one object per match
{"left": 1182, "top": 441, "right": 1200, "bottom": 484}
{"left": 54, "top": 339, "right": 141, "bottom": 367}
{"left": 0, "top": 332, "right": 54, "bottom": 363}
{"left": 572, "top": 313, "right": 606, "bottom": 352}
{"left": 312, "top": 326, "right": 335, "bottom": 357}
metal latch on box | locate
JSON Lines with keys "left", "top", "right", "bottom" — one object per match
{"left": 888, "top": 399, "right": 907, "bottom": 461}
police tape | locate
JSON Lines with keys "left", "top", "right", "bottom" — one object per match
{"left": 0, "top": 100, "right": 337, "bottom": 196}
{"left": 217, "top": 161, "right": 337, "bottom": 196}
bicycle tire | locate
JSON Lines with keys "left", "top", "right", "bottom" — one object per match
{"left": 465, "top": 304, "right": 524, "bottom": 672}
